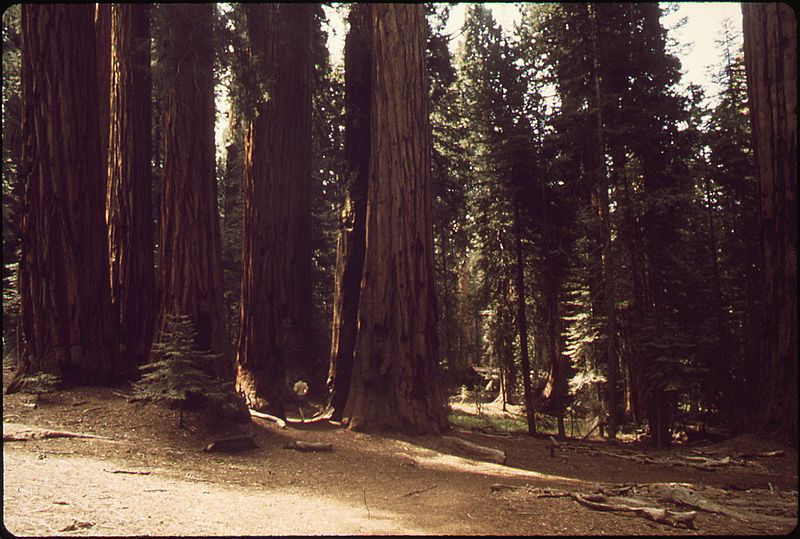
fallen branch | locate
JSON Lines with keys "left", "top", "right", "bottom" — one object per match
{"left": 103, "top": 469, "right": 152, "bottom": 475}
{"left": 574, "top": 493, "right": 697, "bottom": 529}
{"left": 490, "top": 484, "right": 572, "bottom": 498}
{"left": 283, "top": 440, "right": 333, "bottom": 452}
{"left": 440, "top": 436, "right": 506, "bottom": 464}
{"left": 3, "top": 429, "right": 110, "bottom": 442}
{"left": 59, "top": 520, "right": 94, "bottom": 532}
{"left": 249, "top": 409, "right": 286, "bottom": 429}
{"left": 402, "top": 484, "right": 438, "bottom": 497}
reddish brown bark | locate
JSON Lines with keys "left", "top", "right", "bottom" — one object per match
{"left": 95, "top": 4, "right": 111, "bottom": 191}
{"left": 107, "top": 4, "right": 155, "bottom": 369}
{"left": 157, "top": 4, "right": 230, "bottom": 378}
{"left": 326, "top": 3, "right": 371, "bottom": 421}
{"left": 10, "top": 5, "right": 119, "bottom": 390}
{"left": 742, "top": 3, "right": 797, "bottom": 445}
{"left": 342, "top": 4, "right": 448, "bottom": 435}
{"left": 236, "top": 4, "right": 314, "bottom": 415}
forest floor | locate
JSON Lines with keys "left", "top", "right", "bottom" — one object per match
{"left": 2, "top": 366, "right": 797, "bottom": 536}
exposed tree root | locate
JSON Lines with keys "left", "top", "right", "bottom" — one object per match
{"left": 574, "top": 493, "right": 697, "bottom": 529}
{"left": 440, "top": 436, "right": 506, "bottom": 464}
{"left": 248, "top": 409, "right": 286, "bottom": 428}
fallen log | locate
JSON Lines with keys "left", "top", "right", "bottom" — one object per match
{"left": 283, "top": 441, "right": 333, "bottom": 452}
{"left": 203, "top": 435, "right": 258, "bottom": 453}
{"left": 248, "top": 409, "right": 286, "bottom": 429}
{"left": 440, "top": 436, "right": 506, "bottom": 464}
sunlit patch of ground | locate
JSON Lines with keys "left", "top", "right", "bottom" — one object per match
{"left": 3, "top": 448, "right": 429, "bottom": 536}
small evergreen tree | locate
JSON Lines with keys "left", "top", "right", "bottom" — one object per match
{"left": 133, "top": 314, "right": 247, "bottom": 427}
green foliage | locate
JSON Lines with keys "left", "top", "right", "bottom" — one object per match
{"left": 449, "top": 411, "right": 528, "bottom": 434}
{"left": 133, "top": 315, "right": 247, "bottom": 421}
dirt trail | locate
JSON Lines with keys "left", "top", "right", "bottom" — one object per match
{"left": 3, "top": 447, "right": 428, "bottom": 536}
{"left": 2, "top": 377, "right": 797, "bottom": 536}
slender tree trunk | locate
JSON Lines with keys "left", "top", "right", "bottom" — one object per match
{"left": 158, "top": 4, "right": 230, "bottom": 378}
{"left": 588, "top": 5, "right": 619, "bottom": 439}
{"left": 236, "top": 4, "right": 315, "bottom": 415}
{"left": 742, "top": 3, "right": 797, "bottom": 445}
{"left": 326, "top": 4, "right": 371, "bottom": 420}
{"left": 702, "top": 171, "right": 733, "bottom": 420}
{"left": 107, "top": 4, "right": 155, "bottom": 370}
{"left": 9, "top": 5, "right": 119, "bottom": 391}
{"left": 342, "top": 4, "right": 448, "bottom": 435}
{"left": 513, "top": 203, "right": 536, "bottom": 435}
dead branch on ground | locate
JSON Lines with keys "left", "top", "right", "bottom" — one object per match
{"left": 283, "top": 440, "right": 333, "bottom": 452}
{"left": 402, "top": 484, "right": 438, "bottom": 497}
{"left": 3, "top": 429, "right": 111, "bottom": 442}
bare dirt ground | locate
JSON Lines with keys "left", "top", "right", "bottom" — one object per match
{"left": 2, "top": 367, "right": 797, "bottom": 536}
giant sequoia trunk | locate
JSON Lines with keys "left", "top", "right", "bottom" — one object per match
{"left": 741, "top": 3, "right": 797, "bottom": 445}
{"left": 341, "top": 4, "right": 448, "bottom": 434}
{"left": 158, "top": 4, "right": 230, "bottom": 378}
{"left": 236, "top": 4, "right": 314, "bottom": 415}
{"left": 107, "top": 4, "right": 155, "bottom": 369}
{"left": 9, "top": 5, "right": 119, "bottom": 390}
{"left": 326, "top": 4, "right": 371, "bottom": 421}
{"left": 95, "top": 4, "right": 111, "bottom": 192}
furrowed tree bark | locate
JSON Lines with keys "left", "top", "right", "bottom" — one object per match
{"left": 95, "top": 4, "right": 111, "bottom": 193}
{"left": 158, "top": 4, "right": 231, "bottom": 379}
{"left": 342, "top": 4, "right": 448, "bottom": 435}
{"left": 9, "top": 5, "right": 119, "bottom": 391}
{"left": 236, "top": 4, "right": 314, "bottom": 416}
{"left": 741, "top": 3, "right": 797, "bottom": 445}
{"left": 107, "top": 4, "right": 155, "bottom": 369}
{"left": 326, "top": 4, "right": 371, "bottom": 421}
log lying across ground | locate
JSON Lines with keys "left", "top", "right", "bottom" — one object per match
{"left": 203, "top": 435, "right": 258, "bottom": 453}
{"left": 440, "top": 436, "right": 507, "bottom": 464}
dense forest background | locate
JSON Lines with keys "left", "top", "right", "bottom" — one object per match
{"left": 1, "top": 4, "right": 796, "bottom": 448}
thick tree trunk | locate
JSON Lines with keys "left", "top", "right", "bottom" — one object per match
{"left": 342, "top": 4, "right": 448, "bottom": 435}
{"left": 107, "top": 4, "right": 155, "bottom": 369}
{"left": 236, "top": 4, "right": 314, "bottom": 416}
{"left": 10, "top": 5, "right": 119, "bottom": 391}
{"left": 95, "top": 4, "right": 111, "bottom": 192}
{"left": 326, "top": 4, "right": 371, "bottom": 421}
{"left": 742, "top": 3, "right": 797, "bottom": 445}
{"left": 157, "top": 4, "right": 230, "bottom": 379}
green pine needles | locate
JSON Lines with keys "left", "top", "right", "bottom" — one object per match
{"left": 133, "top": 314, "right": 248, "bottom": 426}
